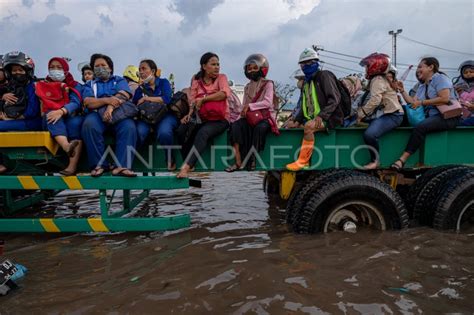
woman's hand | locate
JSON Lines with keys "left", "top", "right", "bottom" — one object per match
{"left": 195, "top": 98, "right": 204, "bottom": 110}
{"left": 0, "top": 112, "right": 6, "bottom": 120}
{"left": 46, "top": 109, "right": 64, "bottom": 124}
{"left": 103, "top": 105, "right": 115, "bottom": 123}
{"left": 396, "top": 81, "right": 405, "bottom": 93}
{"left": 137, "top": 95, "right": 148, "bottom": 105}
{"left": 411, "top": 100, "right": 422, "bottom": 109}
{"left": 2, "top": 93, "right": 18, "bottom": 105}
{"left": 181, "top": 114, "right": 191, "bottom": 124}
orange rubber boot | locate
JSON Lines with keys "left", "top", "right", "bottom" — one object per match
{"left": 286, "top": 139, "right": 314, "bottom": 171}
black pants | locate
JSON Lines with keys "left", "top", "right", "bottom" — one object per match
{"left": 230, "top": 118, "right": 270, "bottom": 167}
{"left": 405, "top": 115, "right": 460, "bottom": 154}
{"left": 176, "top": 119, "right": 229, "bottom": 167}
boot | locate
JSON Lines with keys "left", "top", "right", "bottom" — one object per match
{"left": 286, "top": 139, "right": 314, "bottom": 171}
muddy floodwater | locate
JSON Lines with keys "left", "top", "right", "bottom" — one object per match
{"left": 1, "top": 172, "right": 473, "bottom": 314}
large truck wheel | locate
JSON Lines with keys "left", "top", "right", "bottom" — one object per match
{"left": 433, "top": 170, "right": 474, "bottom": 231}
{"left": 405, "top": 165, "right": 470, "bottom": 217}
{"left": 263, "top": 171, "right": 280, "bottom": 196}
{"left": 286, "top": 169, "right": 361, "bottom": 226}
{"left": 293, "top": 174, "right": 409, "bottom": 234}
{"left": 413, "top": 166, "right": 471, "bottom": 226}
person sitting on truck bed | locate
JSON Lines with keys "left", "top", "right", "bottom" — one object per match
{"left": 286, "top": 47, "right": 344, "bottom": 171}
{"left": 226, "top": 53, "right": 278, "bottom": 172}
{"left": 0, "top": 51, "right": 41, "bottom": 174}
{"left": 81, "top": 53, "right": 138, "bottom": 177}
{"left": 454, "top": 60, "right": 474, "bottom": 126}
{"left": 357, "top": 53, "right": 404, "bottom": 170}
{"left": 391, "top": 57, "right": 461, "bottom": 170}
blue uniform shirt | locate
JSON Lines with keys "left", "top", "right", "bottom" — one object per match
{"left": 132, "top": 77, "right": 172, "bottom": 105}
{"left": 82, "top": 75, "right": 131, "bottom": 99}
{"left": 416, "top": 73, "right": 456, "bottom": 117}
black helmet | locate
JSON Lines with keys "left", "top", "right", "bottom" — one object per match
{"left": 2, "top": 51, "right": 35, "bottom": 79}
{"left": 459, "top": 60, "right": 474, "bottom": 80}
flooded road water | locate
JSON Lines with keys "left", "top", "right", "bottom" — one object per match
{"left": 1, "top": 172, "right": 474, "bottom": 314}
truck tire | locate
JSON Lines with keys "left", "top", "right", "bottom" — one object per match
{"left": 405, "top": 165, "right": 468, "bottom": 217}
{"left": 263, "top": 171, "right": 280, "bottom": 196}
{"left": 293, "top": 174, "right": 409, "bottom": 234}
{"left": 286, "top": 169, "right": 359, "bottom": 226}
{"left": 412, "top": 166, "right": 471, "bottom": 226}
{"left": 433, "top": 170, "right": 474, "bottom": 231}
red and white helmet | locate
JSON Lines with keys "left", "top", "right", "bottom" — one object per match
{"left": 360, "top": 53, "right": 391, "bottom": 79}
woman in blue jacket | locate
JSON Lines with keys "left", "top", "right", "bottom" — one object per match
{"left": 0, "top": 51, "right": 41, "bottom": 174}
{"left": 81, "top": 53, "right": 138, "bottom": 177}
{"left": 133, "top": 59, "right": 176, "bottom": 170}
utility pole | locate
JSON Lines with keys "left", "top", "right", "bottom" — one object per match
{"left": 388, "top": 29, "right": 402, "bottom": 67}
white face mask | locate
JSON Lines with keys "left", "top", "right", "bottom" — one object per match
{"left": 143, "top": 74, "right": 154, "bottom": 84}
{"left": 49, "top": 69, "right": 65, "bottom": 82}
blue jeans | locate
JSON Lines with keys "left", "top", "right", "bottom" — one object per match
{"left": 43, "top": 115, "right": 84, "bottom": 140}
{"left": 461, "top": 116, "right": 474, "bottom": 126}
{"left": 136, "top": 113, "right": 179, "bottom": 163}
{"left": 81, "top": 112, "right": 137, "bottom": 170}
{"left": 0, "top": 118, "right": 42, "bottom": 132}
{"left": 364, "top": 113, "right": 403, "bottom": 162}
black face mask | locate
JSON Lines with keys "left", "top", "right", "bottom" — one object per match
{"left": 11, "top": 74, "right": 29, "bottom": 85}
{"left": 246, "top": 71, "right": 262, "bottom": 82}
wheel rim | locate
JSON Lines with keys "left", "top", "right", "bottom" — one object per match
{"left": 323, "top": 201, "right": 387, "bottom": 233}
{"left": 456, "top": 200, "right": 474, "bottom": 232}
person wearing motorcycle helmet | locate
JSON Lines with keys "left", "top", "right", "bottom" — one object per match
{"left": 286, "top": 47, "right": 344, "bottom": 171}
{"left": 123, "top": 65, "right": 140, "bottom": 95}
{"left": 391, "top": 57, "right": 460, "bottom": 170}
{"left": 226, "top": 53, "right": 277, "bottom": 172}
{"left": 38, "top": 57, "right": 84, "bottom": 175}
{"left": 81, "top": 53, "right": 138, "bottom": 177}
{"left": 454, "top": 61, "right": 474, "bottom": 126}
{"left": 0, "top": 51, "right": 41, "bottom": 174}
{"left": 356, "top": 53, "right": 404, "bottom": 169}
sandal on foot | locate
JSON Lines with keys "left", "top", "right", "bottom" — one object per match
{"left": 390, "top": 159, "right": 405, "bottom": 171}
{"left": 91, "top": 167, "right": 105, "bottom": 177}
{"left": 225, "top": 164, "right": 241, "bottom": 173}
{"left": 67, "top": 140, "right": 80, "bottom": 158}
{"left": 112, "top": 168, "right": 137, "bottom": 177}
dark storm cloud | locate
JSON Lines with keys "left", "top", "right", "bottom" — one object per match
{"left": 170, "top": 0, "right": 225, "bottom": 33}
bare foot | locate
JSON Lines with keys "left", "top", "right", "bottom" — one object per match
{"left": 177, "top": 164, "right": 191, "bottom": 178}
{"left": 0, "top": 164, "right": 7, "bottom": 174}
{"left": 167, "top": 162, "right": 177, "bottom": 171}
{"left": 363, "top": 161, "right": 380, "bottom": 170}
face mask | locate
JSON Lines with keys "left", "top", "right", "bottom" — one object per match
{"left": 49, "top": 69, "right": 65, "bottom": 82}
{"left": 143, "top": 74, "right": 154, "bottom": 84}
{"left": 246, "top": 71, "right": 262, "bottom": 82}
{"left": 94, "top": 67, "right": 111, "bottom": 81}
{"left": 12, "top": 74, "right": 29, "bottom": 85}
{"left": 301, "top": 61, "right": 320, "bottom": 81}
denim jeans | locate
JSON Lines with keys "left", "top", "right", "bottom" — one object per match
{"left": 363, "top": 113, "right": 403, "bottom": 162}
{"left": 81, "top": 112, "right": 137, "bottom": 170}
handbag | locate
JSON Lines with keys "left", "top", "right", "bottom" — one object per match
{"left": 424, "top": 84, "right": 462, "bottom": 119}
{"left": 35, "top": 81, "right": 70, "bottom": 112}
{"left": 0, "top": 85, "right": 28, "bottom": 119}
{"left": 168, "top": 91, "right": 190, "bottom": 119}
{"left": 245, "top": 82, "right": 271, "bottom": 127}
{"left": 197, "top": 80, "right": 226, "bottom": 121}
{"left": 138, "top": 101, "right": 168, "bottom": 124}
{"left": 98, "top": 101, "right": 138, "bottom": 124}
{"left": 404, "top": 104, "right": 426, "bottom": 126}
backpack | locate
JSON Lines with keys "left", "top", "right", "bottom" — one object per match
{"left": 335, "top": 77, "right": 352, "bottom": 117}
{"left": 168, "top": 91, "right": 190, "bottom": 119}
{"left": 35, "top": 81, "right": 70, "bottom": 113}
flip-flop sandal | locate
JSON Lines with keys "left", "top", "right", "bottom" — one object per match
{"left": 390, "top": 159, "right": 405, "bottom": 171}
{"left": 67, "top": 140, "right": 80, "bottom": 158}
{"left": 112, "top": 168, "right": 137, "bottom": 177}
{"left": 91, "top": 167, "right": 105, "bottom": 177}
{"left": 225, "top": 164, "right": 241, "bottom": 173}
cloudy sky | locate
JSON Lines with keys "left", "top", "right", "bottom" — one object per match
{"left": 0, "top": 0, "right": 472, "bottom": 89}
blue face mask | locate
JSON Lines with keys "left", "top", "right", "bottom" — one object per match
{"left": 302, "top": 61, "right": 320, "bottom": 81}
